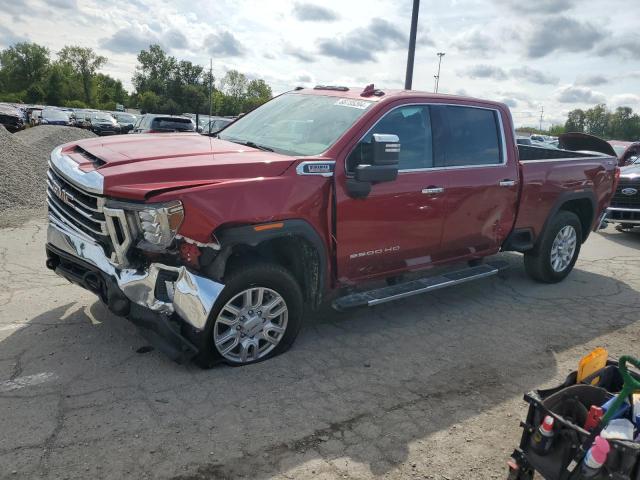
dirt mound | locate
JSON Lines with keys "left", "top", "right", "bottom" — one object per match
{"left": 14, "top": 125, "right": 96, "bottom": 158}
{"left": 0, "top": 125, "right": 97, "bottom": 212}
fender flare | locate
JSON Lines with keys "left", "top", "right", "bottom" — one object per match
{"left": 504, "top": 190, "right": 598, "bottom": 253}
{"left": 537, "top": 190, "right": 598, "bottom": 245}
{"left": 211, "top": 219, "right": 329, "bottom": 306}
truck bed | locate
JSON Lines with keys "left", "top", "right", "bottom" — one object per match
{"left": 514, "top": 145, "right": 617, "bottom": 240}
{"left": 517, "top": 144, "right": 597, "bottom": 161}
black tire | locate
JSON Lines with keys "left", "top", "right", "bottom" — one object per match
{"left": 188, "top": 263, "right": 303, "bottom": 368}
{"left": 524, "top": 210, "right": 582, "bottom": 283}
{"left": 616, "top": 223, "right": 635, "bottom": 231}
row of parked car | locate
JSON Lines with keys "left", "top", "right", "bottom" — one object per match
{"left": 0, "top": 102, "right": 237, "bottom": 137}
{"left": 515, "top": 134, "right": 560, "bottom": 149}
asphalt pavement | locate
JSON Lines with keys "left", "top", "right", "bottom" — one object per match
{"left": 1, "top": 220, "right": 639, "bottom": 479}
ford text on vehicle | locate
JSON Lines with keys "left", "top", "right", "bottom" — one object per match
{"left": 45, "top": 86, "right": 618, "bottom": 366}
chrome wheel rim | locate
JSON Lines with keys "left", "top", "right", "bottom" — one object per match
{"left": 213, "top": 287, "right": 288, "bottom": 363}
{"left": 550, "top": 225, "right": 577, "bottom": 272}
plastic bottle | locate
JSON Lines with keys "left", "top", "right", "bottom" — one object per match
{"left": 530, "top": 415, "right": 555, "bottom": 454}
{"left": 581, "top": 436, "right": 610, "bottom": 477}
{"left": 584, "top": 405, "right": 604, "bottom": 431}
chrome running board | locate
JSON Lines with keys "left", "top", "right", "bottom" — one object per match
{"left": 332, "top": 261, "right": 508, "bottom": 310}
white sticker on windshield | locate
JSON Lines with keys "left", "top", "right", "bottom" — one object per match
{"left": 334, "top": 98, "right": 371, "bottom": 110}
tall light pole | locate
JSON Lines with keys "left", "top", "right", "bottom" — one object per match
{"left": 404, "top": 0, "right": 420, "bottom": 90}
{"left": 435, "top": 52, "right": 445, "bottom": 93}
{"left": 208, "top": 58, "right": 213, "bottom": 134}
{"left": 539, "top": 105, "right": 544, "bottom": 132}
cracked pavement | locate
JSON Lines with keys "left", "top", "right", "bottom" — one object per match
{"left": 1, "top": 219, "right": 639, "bottom": 479}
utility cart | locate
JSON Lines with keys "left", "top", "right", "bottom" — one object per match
{"left": 508, "top": 355, "right": 640, "bottom": 480}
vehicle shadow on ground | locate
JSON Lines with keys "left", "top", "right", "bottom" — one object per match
{"left": 598, "top": 227, "right": 640, "bottom": 249}
{"left": 1, "top": 252, "right": 638, "bottom": 479}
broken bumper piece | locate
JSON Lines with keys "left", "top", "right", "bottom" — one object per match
{"left": 45, "top": 221, "right": 225, "bottom": 362}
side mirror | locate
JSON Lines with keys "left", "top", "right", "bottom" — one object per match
{"left": 347, "top": 134, "right": 400, "bottom": 198}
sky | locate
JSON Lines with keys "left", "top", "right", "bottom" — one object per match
{"left": 1, "top": 0, "right": 639, "bottom": 128}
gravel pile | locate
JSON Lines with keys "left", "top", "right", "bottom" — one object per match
{"left": 0, "top": 125, "right": 96, "bottom": 212}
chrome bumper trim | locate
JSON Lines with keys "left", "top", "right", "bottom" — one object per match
{"left": 47, "top": 221, "right": 224, "bottom": 330}
{"left": 50, "top": 146, "right": 104, "bottom": 195}
{"left": 605, "top": 218, "right": 640, "bottom": 225}
{"left": 607, "top": 207, "right": 640, "bottom": 212}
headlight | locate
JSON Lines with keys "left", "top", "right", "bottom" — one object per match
{"left": 137, "top": 201, "right": 184, "bottom": 248}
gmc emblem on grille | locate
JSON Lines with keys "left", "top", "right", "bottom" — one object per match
{"left": 51, "top": 181, "right": 75, "bottom": 205}
{"left": 621, "top": 188, "right": 638, "bottom": 196}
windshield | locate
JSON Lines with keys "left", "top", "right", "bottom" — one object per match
{"left": 151, "top": 117, "right": 194, "bottom": 131}
{"left": 114, "top": 113, "right": 135, "bottom": 122}
{"left": 92, "top": 113, "right": 114, "bottom": 122}
{"left": 613, "top": 145, "right": 626, "bottom": 156}
{"left": 218, "top": 93, "right": 373, "bottom": 156}
{"left": 44, "top": 109, "right": 68, "bottom": 120}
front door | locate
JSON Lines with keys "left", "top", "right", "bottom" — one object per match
{"left": 335, "top": 105, "right": 446, "bottom": 283}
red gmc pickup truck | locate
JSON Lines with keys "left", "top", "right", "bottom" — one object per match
{"left": 45, "top": 86, "right": 619, "bottom": 366}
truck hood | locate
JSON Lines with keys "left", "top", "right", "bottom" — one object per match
{"left": 620, "top": 163, "right": 640, "bottom": 179}
{"left": 61, "top": 133, "right": 298, "bottom": 200}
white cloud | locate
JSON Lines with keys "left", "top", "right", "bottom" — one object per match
{"left": 555, "top": 85, "right": 606, "bottom": 104}
{"left": 0, "top": 0, "right": 636, "bottom": 129}
{"left": 610, "top": 94, "right": 640, "bottom": 109}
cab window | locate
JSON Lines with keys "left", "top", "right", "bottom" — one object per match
{"left": 347, "top": 105, "right": 433, "bottom": 172}
{"left": 430, "top": 105, "right": 503, "bottom": 167}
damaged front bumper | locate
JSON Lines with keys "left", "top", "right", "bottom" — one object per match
{"left": 46, "top": 221, "right": 225, "bottom": 362}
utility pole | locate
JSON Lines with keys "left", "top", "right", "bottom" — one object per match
{"left": 539, "top": 105, "right": 544, "bottom": 132}
{"left": 404, "top": 0, "right": 420, "bottom": 90}
{"left": 208, "top": 58, "right": 213, "bottom": 134}
{"left": 435, "top": 52, "right": 445, "bottom": 93}
{"left": 433, "top": 75, "right": 438, "bottom": 93}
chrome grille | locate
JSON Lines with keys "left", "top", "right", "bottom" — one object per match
{"left": 47, "top": 164, "right": 112, "bottom": 252}
{"left": 610, "top": 179, "right": 640, "bottom": 208}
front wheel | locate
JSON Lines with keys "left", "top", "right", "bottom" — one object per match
{"left": 524, "top": 211, "right": 582, "bottom": 283}
{"left": 189, "top": 263, "right": 303, "bottom": 367}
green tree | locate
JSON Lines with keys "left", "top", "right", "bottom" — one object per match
{"left": 26, "top": 84, "right": 45, "bottom": 103}
{"left": 0, "top": 42, "right": 50, "bottom": 93}
{"left": 548, "top": 124, "right": 565, "bottom": 136}
{"left": 181, "top": 84, "right": 207, "bottom": 114}
{"left": 160, "top": 98, "right": 180, "bottom": 115}
{"left": 607, "top": 107, "right": 636, "bottom": 140}
{"left": 221, "top": 70, "right": 248, "bottom": 99}
{"left": 177, "top": 60, "right": 203, "bottom": 85}
{"left": 133, "top": 44, "right": 177, "bottom": 96}
{"left": 95, "top": 73, "right": 128, "bottom": 106}
{"left": 139, "top": 90, "right": 160, "bottom": 113}
{"left": 58, "top": 46, "right": 107, "bottom": 104}
{"left": 565, "top": 109, "right": 586, "bottom": 133}
{"left": 45, "top": 65, "right": 64, "bottom": 105}
{"left": 63, "top": 99, "right": 88, "bottom": 108}
{"left": 584, "top": 104, "right": 608, "bottom": 137}
{"left": 243, "top": 78, "right": 272, "bottom": 111}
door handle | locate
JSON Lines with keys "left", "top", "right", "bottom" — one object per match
{"left": 499, "top": 179, "right": 516, "bottom": 187}
{"left": 421, "top": 187, "right": 444, "bottom": 195}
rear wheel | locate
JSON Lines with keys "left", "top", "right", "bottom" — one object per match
{"left": 189, "top": 263, "right": 303, "bottom": 367}
{"left": 524, "top": 211, "right": 582, "bottom": 283}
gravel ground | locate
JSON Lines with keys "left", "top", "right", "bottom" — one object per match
{"left": 0, "top": 217, "right": 638, "bottom": 480}
{"left": 0, "top": 125, "right": 95, "bottom": 212}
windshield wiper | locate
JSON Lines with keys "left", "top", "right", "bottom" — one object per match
{"left": 225, "top": 139, "right": 274, "bottom": 152}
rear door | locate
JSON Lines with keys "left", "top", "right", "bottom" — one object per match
{"left": 429, "top": 105, "right": 518, "bottom": 259}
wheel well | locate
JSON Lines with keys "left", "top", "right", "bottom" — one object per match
{"left": 559, "top": 198, "right": 594, "bottom": 242}
{"left": 223, "top": 236, "right": 322, "bottom": 308}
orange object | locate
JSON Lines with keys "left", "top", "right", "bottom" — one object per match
{"left": 253, "top": 222, "right": 284, "bottom": 232}
{"left": 577, "top": 347, "right": 608, "bottom": 384}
